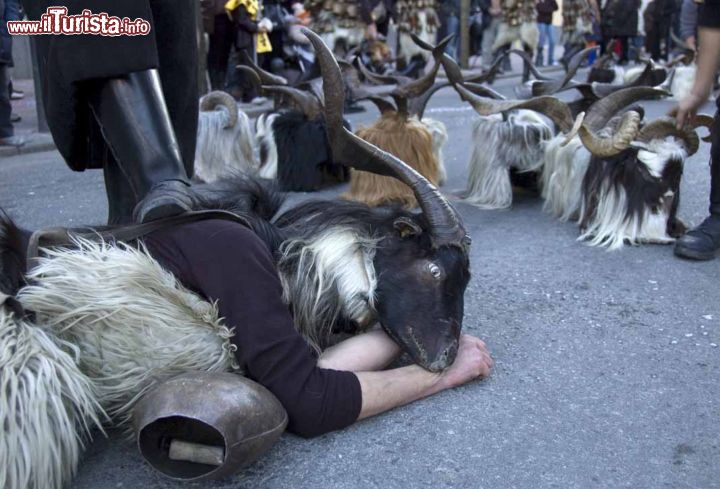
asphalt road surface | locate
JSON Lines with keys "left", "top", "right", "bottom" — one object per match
{"left": 1, "top": 75, "right": 719, "bottom": 489}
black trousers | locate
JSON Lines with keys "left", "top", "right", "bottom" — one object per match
{"left": 207, "top": 13, "right": 236, "bottom": 90}
{"left": 710, "top": 97, "right": 720, "bottom": 214}
{"left": 22, "top": 0, "right": 198, "bottom": 175}
{"left": 0, "top": 65, "right": 11, "bottom": 138}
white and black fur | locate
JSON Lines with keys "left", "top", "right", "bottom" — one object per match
{"left": 542, "top": 133, "right": 689, "bottom": 249}
{"left": 461, "top": 110, "right": 554, "bottom": 209}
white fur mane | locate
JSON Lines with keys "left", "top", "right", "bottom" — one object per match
{"left": 462, "top": 110, "right": 553, "bottom": 209}
{"left": 195, "top": 105, "right": 257, "bottom": 182}
{"left": 278, "top": 227, "right": 379, "bottom": 352}
{"left": 256, "top": 113, "right": 280, "bottom": 180}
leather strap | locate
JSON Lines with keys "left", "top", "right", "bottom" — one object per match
{"left": 27, "top": 210, "right": 252, "bottom": 267}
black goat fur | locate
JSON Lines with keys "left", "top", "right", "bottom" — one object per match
{"left": 268, "top": 110, "right": 350, "bottom": 192}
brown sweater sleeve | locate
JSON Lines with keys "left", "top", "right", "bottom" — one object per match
{"left": 144, "top": 219, "right": 362, "bottom": 438}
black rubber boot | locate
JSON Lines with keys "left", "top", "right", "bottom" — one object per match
{"left": 675, "top": 155, "right": 720, "bottom": 260}
{"left": 103, "top": 155, "right": 137, "bottom": 226}
{"left": 88, "top": 70, "right": 193, "bottom": 223}
{"left": 674, "top": 215, "right": 720, "bottom": 260}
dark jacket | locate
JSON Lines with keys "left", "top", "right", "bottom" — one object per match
{"left": 603, "top": 0, "right": 641, "bottom": 37}
{"left": 22, "top": 0, "right": 198, "bottom": 174}
{"left": 232, "top": 4, "right": 259, "bottom": 50}
{"left": 536, "top": 0, "right": 558, "bottom": 25}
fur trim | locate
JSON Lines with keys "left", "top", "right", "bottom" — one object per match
{"left": 344, "top": 113, "right": 440, "bottom": 209}
{"left": 541, "top": 134, "right": 590, "bottom": 220}
{"left": 277, "top": 227, "right": 378, "bottom": 352}
{"left": 195, "top": 106, "right": 257, "bottom": 183}
{"left": 18, "top": 239, "right": 238, "bottom": 427}
{"left": 462, "top": 111, "right": 553, "bottom": 209}
{"left": 0, "top": 305, "right": 104, "bottom": 489}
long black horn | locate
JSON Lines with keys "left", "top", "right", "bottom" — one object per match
{"left": 261, "top": 85, "right": 322, "bottom": 120}
{"left": 240, "top": 51, "right": 288, "bottom": 86}
{"left": 303, "top": 28, "right": 468, "bottom": 249}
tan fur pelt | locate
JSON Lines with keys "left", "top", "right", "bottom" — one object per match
{"left": 18, "top": 239, "right": 239, "bottom": 427}
{"left": 343, "top": 113, "right": 440, "bottom": 209}
{"left": 0, "top": 305, "right": 104, "bottom": 489}
{"left": 492, "top": 21, "right": 539, "bottom": 52}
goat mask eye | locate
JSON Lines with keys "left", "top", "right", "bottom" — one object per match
{"left": 428, "top": 263, "right": 442, "bottom": 279}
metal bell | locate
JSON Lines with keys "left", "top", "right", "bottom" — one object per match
{"left": 133, "top": 372, "right": 288, "bottom": 481}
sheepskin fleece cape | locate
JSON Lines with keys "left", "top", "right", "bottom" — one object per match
{"left": 17, "top": 238, "right": 239, "bottom": 426}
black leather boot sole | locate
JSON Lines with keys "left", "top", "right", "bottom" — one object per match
{"left": 133, "top": 180, "right": 194, "bottom": 223}
{"left": 674, "top": 215, "right": 720, "bottom": 261}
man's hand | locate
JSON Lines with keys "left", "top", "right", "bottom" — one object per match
{"left": 687, "top": 35, "right": 697, "bottom": 52}
{"left": 673, "top": 92, "right": 708, "bottom": 129}
{"left": 438, "top": 334, "right": 493, "bottom": 389}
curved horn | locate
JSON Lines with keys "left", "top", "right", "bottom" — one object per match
{"left": 691, "top": 114, "right": 714, "bottom": 142}
{"left": 584, "top": 86, "right": 669, "bottom": 130}
{"left": 354, "top": 56, "right": 412, "bottom": 86}
{"left": 261, "top": 85, "right": 322, "bottom": 120}
{"left": 367, "top": 96, "right": 397, "bottom": 115}
{"left": 574, "top": 110, "right": 642, "bottom": 157}
{"left": 303, "top": 28, "right": 467, "bottom": 249}
{"left": 393, "top": 35, "right": 453, "bottom": 100}
{"left": 453, "top": 83, "right": 578, "bottom": 133}
{"left": 236, "top": 65, "right": 263, "bottom": 95}
{"left": 526, "top": 46, "right": 599, "bottom": 96}
{"left": 199, "top": 91, "right": 239, "bottom": 128}
{"left": 636, "top": 117, "right": 700, "bottom": 155}
{"left": 507, "top": 49, "right": 554, "bottom": 81}
{"left": 410, "top": 81, "right": 451, "bottom": 119}
{"left": 239, "top": 50, "right": 288, "bottom": 86}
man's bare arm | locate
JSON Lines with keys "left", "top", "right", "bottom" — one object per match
{"left": 356, "top": 335, "right": 493, "bottom": 420}
{"left": 675, "top": 27, "right": 720, "bottom": 128}
{"left": 318, "top": 328, "right": 401, "bottom": 372}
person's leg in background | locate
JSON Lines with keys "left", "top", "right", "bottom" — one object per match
{"left": 481, "top": 17, "right": 499, "bottom": 69}
{"left": 445, "top": 13, "right": 460, "bottom": 61}
{"left": 536, "top": 22, "right": 547, "bottom": 66}
{"left": 546, "top": 23, "right": 556, "bottom": 65}
{"left": 207, "top": 13, "right": 236, "bottom": 90}
{"left": 0, "top": 63, "right": 17, "bottom": 145}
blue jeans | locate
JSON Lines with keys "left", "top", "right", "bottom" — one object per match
{"left": 537, "top": 23, "right": 555, "bottom": 64}
{"left": 444, "top": 15, "right": 460, "bottom": 61}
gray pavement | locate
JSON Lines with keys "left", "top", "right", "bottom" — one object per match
{"left": 1, "top": 76, "right": 719, "bottom": 489}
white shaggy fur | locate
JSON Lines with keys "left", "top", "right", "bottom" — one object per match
{"left": 462, "top": 110, "right": 553, "bottom": 209}
{"left": 0, "top": 304, "right": 104, "bottom": 489}
{"left": 195, "top": 105, "right": 257, "bottom": 183}
{"left": 256, "top": 113, "right": 280, "bottom": 180}
{"left": 543, "top": 136, "right": 687, "bottom": 249}
{"left": 541, "top": 134, "right": 591, "bottom": 220}
{"left": 18, "top": 239, "right": 238, "bottom": 426}
{"left": 422, "top": 117, "right": 449, "bottom": 185}
{"left": 578, "top": 186, "right": 675, "bottom": 249}
{"left": 278, "top": 228, "right": 378, "bottom": 351}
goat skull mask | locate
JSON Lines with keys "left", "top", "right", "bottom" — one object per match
{"left": 373, "top": 215, "right": 470, "bottom": 371}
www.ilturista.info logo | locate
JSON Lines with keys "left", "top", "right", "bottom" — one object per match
{"left": 7, "top": 7, "right": 151, "bottom": 36}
